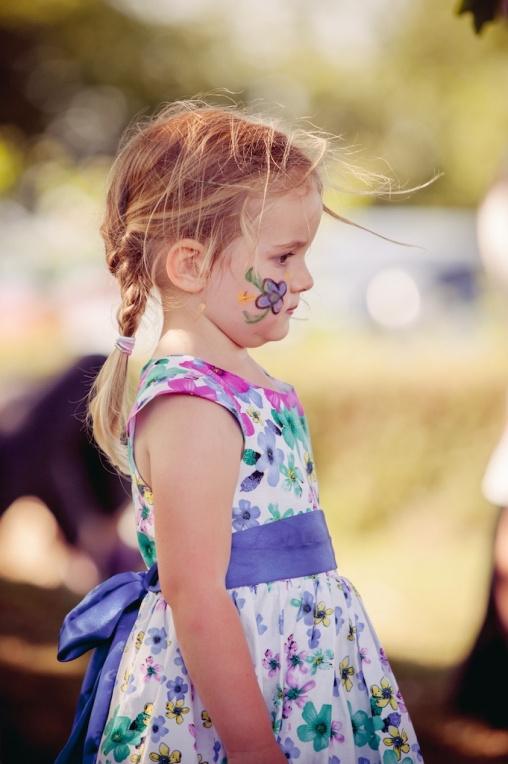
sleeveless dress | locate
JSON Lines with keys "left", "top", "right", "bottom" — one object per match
{"left": 97, "top": 355, "right": 422, "bottom": 764}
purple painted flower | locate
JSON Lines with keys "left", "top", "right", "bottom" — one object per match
{"left": 334, "top": 607, "right": 344, "bottom": 635}
{"left": 306, "top": 626, "right": 321, "bottom": 649}
{"left": 166, "top": 376, "right": 218, "bottom": 401}
{"left": 285, "top": 635, "right": 308, "bottom": 675}
{"left": 257, "top": 427, "right": 284, "bottom": 486}
{"left": 174, "top": 647, "right": 188, "bottom": 675}
{"left": 278, "top": 736, "right": 301, "bottom": 761}
{"left": 262, "top": 649, "right": 281, "bottom": 677}
{"left": 144, "top": 627, "right": 168, "bottom": 655}
{"left": 231, "top": 590, "right": 246, "bottom": 611}
{"left": 255, "top": 278, "right": 287, "bottom": 314}
{"left": 140, "top": 655, "right": 163, "bottom": 683}
{"left": 329, "top": 757, "right": 341, "bottom": 764}
{"left": 330, "top": 720, "right": 345, "bottom": 745}
{"left": 356, "top": 671, "right": 367, "bottom": 692}
{"left": 412, "top": 743, "right": 423, "bottom": 761}
{"left": 383, "top": 712, "right": 401, "bottom": 732}
{"left": 379, "top": 648, "right": 391, "bottom": 669}
{"left": 256, "top": 613, "right": 268, "bottom": 634}
{"left": 213, "top": 740, "right": 221, "bottom": 762}
{"left": 283, "top": 678, "right": 316, "bottom": 718}
{"left": 166, "top": 675, "right": 188, "bottom": 701}
{"left": 232, "top": 499, "right": 261, "bottom": 530}
{"left": 181, "top": 359, "right": 251, "bottom": 394}
{"left": 396, "top": 690, "right": 407, "bottom": 713}
{"left": 150, "top": 714, "right": 169, "bottom": 742}
{"left": 279, "top": 610, "right": 285, "bottom": 635}
{"left": 292, "top": 590, "right": 315, "bottom": 626}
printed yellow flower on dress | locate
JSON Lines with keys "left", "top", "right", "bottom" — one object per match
{"left": 371, "top": 677, "right": 397, "bottom": 710}
{"left": 130, "top": 741, "right": 145, "bottom": 763}
{"left": 383, "top": 726, "right": 411, "bottom": 760}
{"left": 149, "top": 742, "right": 182, "bottom": 762}
{"left": 339, "top": 656, "right": 355, "bottom": 692}
{"left": 247, "top": 404, "right": 264, "bottom": 425}
{"left": 313, "top": 601, "right": 333, "bottom": 627}
{"left": 135, "top": 631, "right": 144, "bottom": 649}
{"left": 137, "top": 477, "right": 153, "bottom": 504}
{"left": 347, "top": 619, "right": 357, "bottom": 642}
{"left": 121, "top": 666, "right": 132, "bottom": 692}
{"left": 166, "top": 699, "right": 190, "bottom": 724}
{"left": 201, "top": 710, "right": 213, "bottom": 728}
{"left": 304, "top": 451, "right": 317, "bottom": 481}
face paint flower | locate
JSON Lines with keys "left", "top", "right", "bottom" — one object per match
{"left": 255, "top": 278, "right": 288, "bottom": 314}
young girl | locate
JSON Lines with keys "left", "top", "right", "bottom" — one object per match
{"left": 57, "top": 101, "right": 423, "bottom": 764}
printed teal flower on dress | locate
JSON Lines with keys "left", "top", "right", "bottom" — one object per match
{"left": 347, "top": 701, "right": 384, "bottom": 751}
{"left": 101, "top": 705, "right": 142, "bottom": 762}
{"left": 280, "top": 453, "right": 304, "bottom": 497}
{"left": 265, "top": 502, "right": 295, "bottom": 523}
{"left": 306, "top": 648, "right": 334, "bottom": 675}
{"left": 137, "top": 531, "right": 156, "bottom": 567}
{"left": 273, "top": 405, "right": 307, "bottom": 453}
{"left": 297, "top": 701, "right": 332, "bottom": 752}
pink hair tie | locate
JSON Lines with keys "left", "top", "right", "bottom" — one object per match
{"left": 115, "top": 336, "right": 135, "bottom": 356}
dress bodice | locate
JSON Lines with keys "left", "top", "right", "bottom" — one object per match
{"left": 126, "top": 355, "right": 320, "bottom": 568}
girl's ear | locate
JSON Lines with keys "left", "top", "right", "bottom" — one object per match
{"left": 165, "top": 239, "right": 207, "bottom": 294}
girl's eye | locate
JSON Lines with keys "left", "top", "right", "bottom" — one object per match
{"left": 276, "top": 253, "right": 293, "bottom": 265}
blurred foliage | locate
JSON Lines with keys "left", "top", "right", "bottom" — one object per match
{"left": 458, "top": 0, "right": 508, "bottom": 34}
{"left": 1, "top": 0, "right": 508, "bottom": 207}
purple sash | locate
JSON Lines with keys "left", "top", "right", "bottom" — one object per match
{"left": 56, "top": 509, "right": 336, "bottom": 764}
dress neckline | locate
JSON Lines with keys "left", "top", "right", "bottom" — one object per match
{"left": 143, "top": 354, "right": 294, "bottom": 396}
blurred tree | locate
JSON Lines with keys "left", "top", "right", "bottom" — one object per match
{"left": 458, "top": 0, "right": 508, "bottom": 34}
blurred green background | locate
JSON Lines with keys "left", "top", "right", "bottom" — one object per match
{"left": 2, "top": 0, "right": 508, "bottom": 761}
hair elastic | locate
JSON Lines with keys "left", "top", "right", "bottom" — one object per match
{"left": 115, "top": 336, "right": 135, "bottom": 356}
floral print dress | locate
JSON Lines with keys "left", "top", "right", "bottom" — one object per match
{"left": 98, "top": 355, "right": 422, "bottom": 764}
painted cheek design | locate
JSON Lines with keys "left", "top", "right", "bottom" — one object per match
{"left": 241, "top": 268, "right": 288, "bottom": 324}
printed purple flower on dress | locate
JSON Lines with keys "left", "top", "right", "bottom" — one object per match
{"left": 145, "top": 627, "right": 168, "bottom": 655}
{"left": 150, "top": 715, "right": 169, "bottom": 742}
{"left": 166, "top": 676, "right": 188, "bottom": 701}
{"left": 283, "top": 678, "right": 317, "bottom": 719}
{"left": 278, "top": 736, "right": 301, "bottom": 762}
{"left": 262, "top": 649, "right": 281, "bottom": 677}
{"left": 257, "top": 426, "right": 284, "bottom": 486}
{"left": 255, "top": 278, "right": 287, "bottom": 314}
{"left": 232, "top": 499, "right": 261, "bottom": 530}
{"left": 140, "top": 655, "right": 163, "bottom": 683}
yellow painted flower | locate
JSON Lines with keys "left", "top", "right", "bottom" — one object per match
{"left": 237, "top": 290, "right": 255, "bottom": 304}
{"left": 352, "top": 584, "right": 361, "bottom": 597}
{"left": 137, "top": 477, "right": 153, "bottom": 504}
{"left": 121, "top": 666, "right": 132, "bottom": 692}
{"left": 339, "top": 656, "right": 355, "bottom": 692}
{"left": 383, "top": 726, "right": 410, "bottom": 760}
{"left": 371, "top": 677, "right": 398, "bottom": 710}
{"left": 247, "top": 405, "right": 264, "bottom": 425}
{"left": 131, "top": 742, "right": 145, "bottom": 763}
{"left": 135, "top": 631, "right": 145, "bottom": 650}
{"left": 149, "top": 743, "right": 182, "bottom": 763}
{"left": 314, "top": 601, "right": 334, "bottom": 627}
{"left": 197, "top": 756, "right": 209, "bottom": 764}
{"left": 166, "top": 699, "right": 190, "bottom": 724}
{"left": 143, "top": 703, "right": 153, "bottom": 724}
{"left": 347, "top": 619, "right": 357, "bottom": 642}
{"left": 304, "top": 451, "right": 317, "bottom": 481}
{"left": 201, "top": 710, "right": 213, "bottom": 728}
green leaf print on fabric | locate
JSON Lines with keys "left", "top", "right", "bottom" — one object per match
{"left": 101, "top": 705, "right": 142, "bottom": 762}
{"left": 297, "top": 701, "right": 332, "bottom": 752}
{"left": 143, "top": 363, "right": 188, "bottom": 388}
{"left": 137, "top": 531, "right": 156, "bottom": 567}
{"left": 242, "top": 448, "right": 260, "bottom": 466}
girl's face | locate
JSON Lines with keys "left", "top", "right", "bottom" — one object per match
{"left": 203, "top": 184, "right": 322, "bottom": 348}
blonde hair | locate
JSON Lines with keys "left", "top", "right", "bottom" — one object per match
{"left": 89, "top": 99, "right": 393, "bottom": 472}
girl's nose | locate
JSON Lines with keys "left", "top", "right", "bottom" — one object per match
{"left": 291, "top": 261, "right": 314, "bottom": 293}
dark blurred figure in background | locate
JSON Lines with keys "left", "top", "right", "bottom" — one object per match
{"left": 0, "top": 354, "right": 141, "bottom": 580}
{"left": 453, "top": 176, "right": 508, "bottom": 728}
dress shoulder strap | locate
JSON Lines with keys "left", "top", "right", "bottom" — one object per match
{"left": 126, "top": 355, "right": 244, "bottom": 440}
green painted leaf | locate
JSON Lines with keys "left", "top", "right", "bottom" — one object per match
{"left": 242, "top": 448, "right": 260, "bottom": 465}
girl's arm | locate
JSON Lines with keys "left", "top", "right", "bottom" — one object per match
{"left": 136, "top": 394, "right": 287, "bottom": 763}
